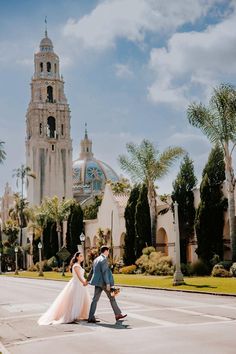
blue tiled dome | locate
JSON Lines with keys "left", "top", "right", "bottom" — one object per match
{"left": 72, "top": 127, "right": 119, "bottom": 200}
{"left": 73, "top": 158, "right": 119, "bottom": 194}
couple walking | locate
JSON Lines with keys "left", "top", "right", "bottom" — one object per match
{"left": 38, "top": 246, "right": 127, "bottom": 325}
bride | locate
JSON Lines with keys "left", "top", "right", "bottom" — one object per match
{"left": 38, "top": 252, "right": 90, "bottom": 325}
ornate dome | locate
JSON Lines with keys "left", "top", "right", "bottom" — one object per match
{"left": 73, "top": 126, "right": 119, "bottom": 201}
{"left": 40, "top": 31, "right": 54, "bottom": 52}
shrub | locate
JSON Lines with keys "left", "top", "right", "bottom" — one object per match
{"left": 119, "top": 265, "right": 137, "bottom": 274}
{"left": 180, "top": 263, "right": 193, "bottom": 276}
{"left": 35, "top": 260, "right": 52, "bottom": 272}
{"left": 47, "top": 256, "right": 58, "bottom": 268}
{"left": 190, "top": 259, "right": 210, "bottom": 276}
{"left": 27, "top": 264, "right": 37, "bottom": 272}
{"left": 142, "top": 247, "right": 156, "bottom": 255}
{"left": 230, "top": 263, "right": 236, "bottom": 277}
{"left": 218, "top": 261, "right": 233, "bottom": 271}
{"left": 136, "top": 251, "right": 174, "bottom": 275}
{"left": 212, "top": 264, "right": 230, "bottom": 277}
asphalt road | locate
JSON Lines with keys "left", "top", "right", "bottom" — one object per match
{"left": 1, "top": 276, "right": 236, "bottom": 354}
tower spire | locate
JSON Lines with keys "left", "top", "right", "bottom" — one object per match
{"left": 85, "top": 122, "right": 88, "bottom": 139}
{"left": 44, "top": 16, "right": 48, "bottom": 37}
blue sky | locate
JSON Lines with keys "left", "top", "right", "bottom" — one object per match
{"left": 0, "top": 0, "right": 236, "bottom": 196}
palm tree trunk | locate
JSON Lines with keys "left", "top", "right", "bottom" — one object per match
{"left": 147, "top": 181, "right": 157, "bottom": 247}
{"left": 224, "top": 143, "right": 236, "bottom": 261}
{"left": 56, "top": 222, "right": 61, "bottom": 251}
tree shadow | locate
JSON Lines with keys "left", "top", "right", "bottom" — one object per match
{"left": 183, "top": 282, "right": 217, "bottom": 289}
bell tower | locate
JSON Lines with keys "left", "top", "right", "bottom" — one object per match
{"left": 26, "top": 30, "right": 73, "bottom": 205}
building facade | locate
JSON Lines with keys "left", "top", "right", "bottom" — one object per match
{"left": 26, "top": 30, "right": 73, "bottom": 205}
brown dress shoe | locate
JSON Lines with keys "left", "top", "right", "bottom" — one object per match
{"left": 115, "top": 314, "right": 127, "bottom": 321}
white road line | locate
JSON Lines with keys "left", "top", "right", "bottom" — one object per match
{"left": 171, "top": 308, "right": 232, "bottom": 321}
{"left": 127, "top": 312, "right": 175, "bottom": 326}
{"left": 6, "top": 318, "right": 236, "bottom": 349}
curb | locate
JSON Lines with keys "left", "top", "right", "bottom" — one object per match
{"left": 2, "top": 274, "right": 236, "bottom": 297}
{"left": 116, "top": 284, "right": 236, "bottom": 297}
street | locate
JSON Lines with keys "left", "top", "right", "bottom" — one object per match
{"left": 1, "top": 276, "right": 236, "bottom": 354}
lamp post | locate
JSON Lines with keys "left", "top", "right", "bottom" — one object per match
{"left": 14, "top": 246, "right": 19, "bottom": 275}
{"left": 173, "top": 201, "right": 184, "bottom": 285}
{"left": 80, "top": 232, "right": 86, "bottom": 266}
{"left": 38, "top": 242, "right": 44, "bottom": 277}
{"left": 0, "top": 252, "right": 2, "bottom": 275}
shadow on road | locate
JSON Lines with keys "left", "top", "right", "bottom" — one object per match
{"left": 96, "top": 321, "right": 131, "bottom": 330}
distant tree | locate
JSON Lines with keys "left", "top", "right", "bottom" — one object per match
{"left": 195, "top": 145, "right": 227, "bottom": 265}
{"left": 172, "top": 154, "right": 197, "bottom": 263}
{"left": 118, "top": 139, "right": 183, "bottom": 246}
{"left": 83, "top": 195, "right": 103, "bottom": 220}
{"left": 188, "top": 83, "right": 236, "bottom": 260}
{"left": 123, "top": 186, "right": 140, "bottom": 265}
{"left": 135, "top": 184, "right": 152, "bottom": 258}
{"left": 109, "top": 178, "right": 132, "bottom": 194}
{"left": 66, "top": 202, "right": 83, "bottom": 256}
{"left": 0, "top": 141, "right": 6, "bottom": 164}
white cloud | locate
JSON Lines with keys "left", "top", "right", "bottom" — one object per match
{"left": 115, "top": 63, "right": 133, "bottom": 78}
{"left": 62, "top": 0, "right": 220, "bottom": 51}
{"left": 148, "top": 4, "right": 236, "bottom": 107}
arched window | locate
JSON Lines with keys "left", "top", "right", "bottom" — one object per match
{"left": 39, "top": 123, "right": 43, "bottom": 135}
{"left": 54, "top": 63, "right": 57, "bottom": 73}
{"left": 61, "top": 124, "right": 64, "bottom": 136}
{"left": 40, "top": 62, "right": 43, "bottom": 72}
{"left": 47, "top": 116, "right": 56, "bottom": 138}
{"left": 47, "top": 86, "right": 53, "bottom": 103}
{"left": 47, "top": 62, "right": 51, "bottom": 72}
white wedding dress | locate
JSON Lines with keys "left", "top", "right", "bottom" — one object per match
{"left": 38, "top": 263, "right": 91, "bottom": 325}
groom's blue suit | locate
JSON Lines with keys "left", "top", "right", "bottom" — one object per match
{"left": 87, "top": 253, "right": 121, "bottom": 321}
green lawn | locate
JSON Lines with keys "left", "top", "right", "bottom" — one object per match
{"left": 2, "top": 271, "right": 236, "bottom": 294}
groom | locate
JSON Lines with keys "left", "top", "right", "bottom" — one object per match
{"left": 87, "top": 245, "right": 127, "bottom": 323}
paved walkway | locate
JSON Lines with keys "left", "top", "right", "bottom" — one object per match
{"left": 1, "top": 276, "right": 236, "bottom": 354}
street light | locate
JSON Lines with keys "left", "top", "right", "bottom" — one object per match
{"left": 173, "top": 201, "right": 184, "bottom": 286}
{"left": 80, "top": 232, "right": 86, "bottom": 266}
{"left": 38, "top": 242, "right": 44, "bottom": 277}
{"left": 14, "top": 246, "right": 19, "bottom": 275}
{"left": 0, "top": 252, "right": 2, "bottom": 275}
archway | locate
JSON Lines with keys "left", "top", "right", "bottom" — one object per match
{"left": 47, "top": 86, "right": 53, "bottom": 103}
{"left": 47, "top": 116, "right": 56, "bottom": 138}
{"left": 156, "top": 227, "right": 168, "bottom": 255}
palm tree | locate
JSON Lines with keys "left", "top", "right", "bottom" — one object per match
{"left": 12, "top": 165, "right": 36, "bottom": 246}
{"left": 0, "top": 141, "right": 6, "bottom": 164}
{"left": 118, "top": 139, "right": 184, "bottom": 246}
{"left": 41, "top": 196, "right": 73, "bottom": 251}
{"left": 187, "top": 83, "right": 236, "bottom": 260}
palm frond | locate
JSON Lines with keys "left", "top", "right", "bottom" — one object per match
{"left": 155, "top": 146, "right": 184, "bottom": 179}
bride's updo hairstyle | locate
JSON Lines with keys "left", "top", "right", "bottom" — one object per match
{"left": 69, "top": 252, "right": 81, "bottom": 272}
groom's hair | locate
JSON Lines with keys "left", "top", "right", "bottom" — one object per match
{"left": 100, "top": 246, "right": 109, "bottom": 253}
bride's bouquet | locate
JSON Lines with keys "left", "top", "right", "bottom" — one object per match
{"left": 110, "top": 287, "right": 120, "bottom": 297}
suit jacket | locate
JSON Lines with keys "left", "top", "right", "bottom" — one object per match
{"left": 87, "top": 254, "right": 114, "bottom": 288}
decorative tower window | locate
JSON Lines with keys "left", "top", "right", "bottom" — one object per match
{"left": 39, "top": 123, "right": 43, "bottom": 135}
{"left": 40, "top": 62, "right": 43, "bottom": 72}
{"left": 47, "top": 86, "right": 53, "bottom": 103}
{"left": 47, "top": 62, "right": 51, "bottom": 72}
{"left": 61, "top": 124, "right": 64, "bottom": 136}
{"left": 47, "top": 116, "right": 56, "bottom": 138}
{"left": 54, "top": 63, "right": 57, "bottom": 73}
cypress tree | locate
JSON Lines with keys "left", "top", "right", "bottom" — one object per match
{"left": 123, "top": 185, "right": 140, "bottom": 265}
{"left": 66, "top": 203, "right": 84, "bottom": 256}
{"left": 172, "top": 154, "right": 197, "bottom": 263}
{"left": 135, "top": 184, "right": 152, "bottom": 257}
{"left": 195, "top": 145, "right": 227, "bottom": 265}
